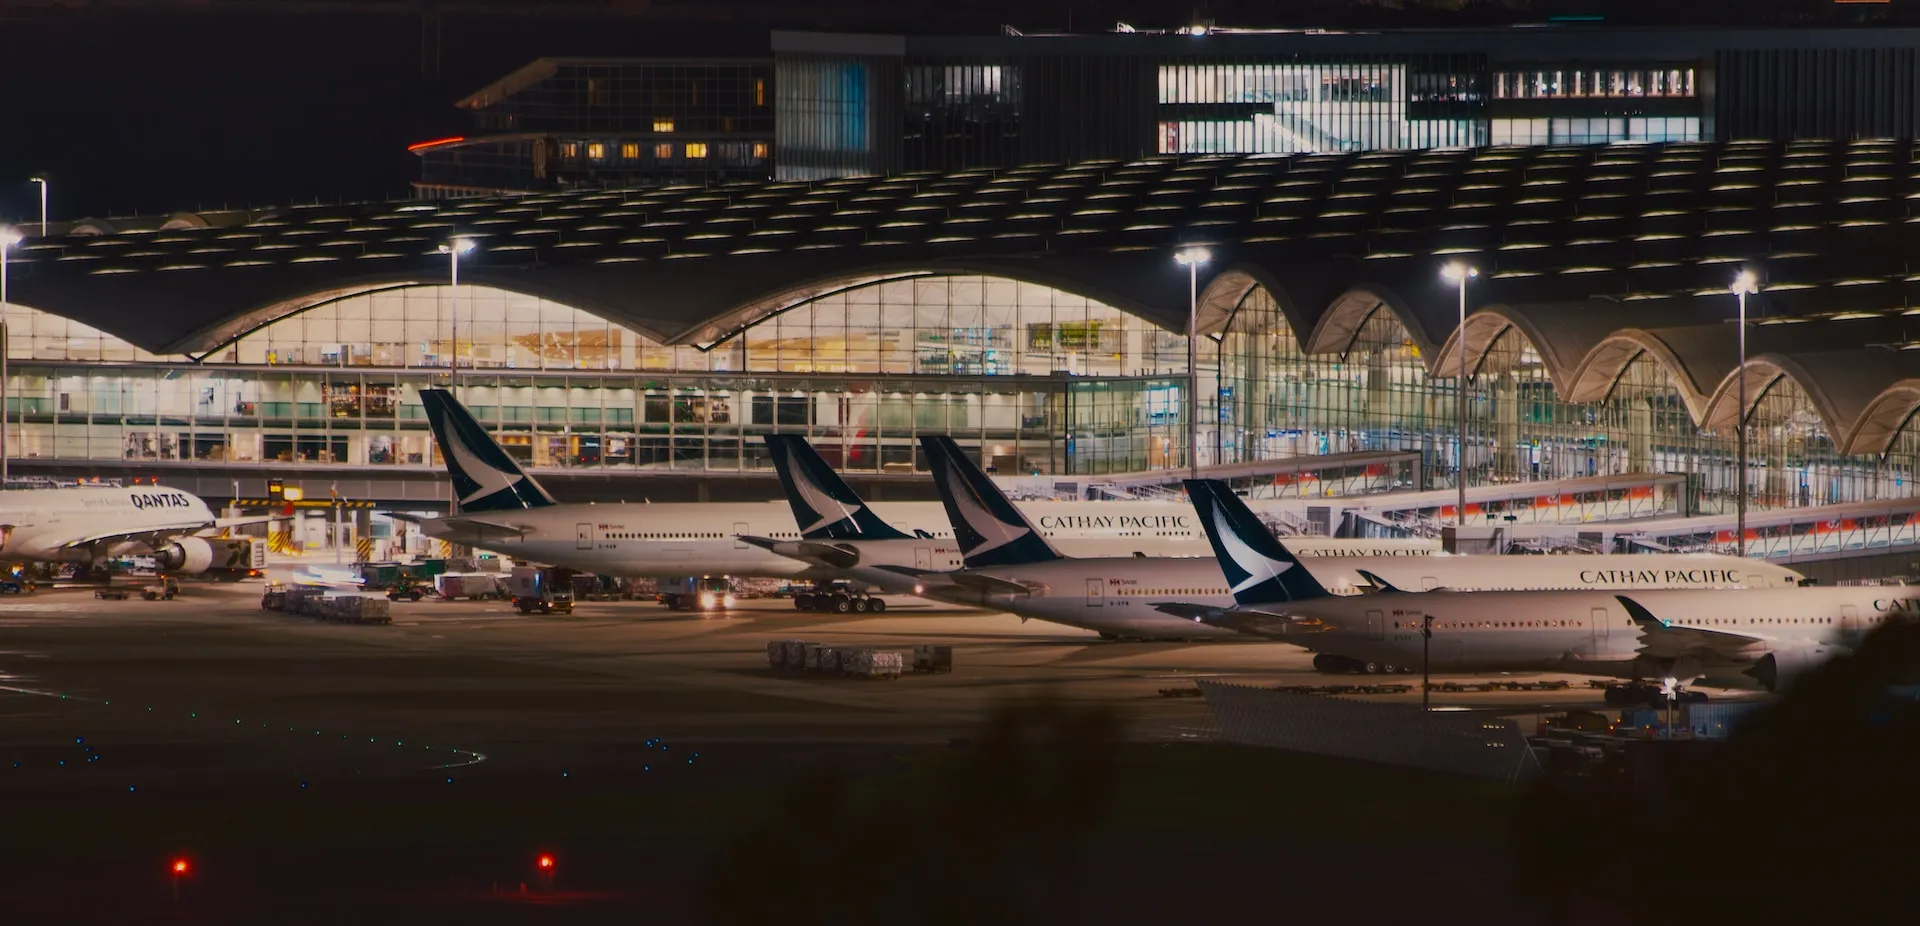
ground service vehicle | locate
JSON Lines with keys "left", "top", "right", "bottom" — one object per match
{"left": 658, "top": 576, "right": 733, "bottom": 611}
{"left": 508, "top": 566, "right": 574, "bottom": 614}
{"left": 142, "top": 577, "right": 180, "bottom": 600}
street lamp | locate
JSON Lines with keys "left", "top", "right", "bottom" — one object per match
{"left": 1174, "top": 245, "right": 1212, "bottom": 479}
{"left": 1421, "top": 613, "right": 1434, "bottom": 712}
{"left": 28, "top": 177, "right": 47, "bottom": 237}
{"left": 0, "top": 225, "right": 23, "bottom": 486}
{"left": 438, "top": 237, "right": 477, "bottom": 395}
{"left": 1441, "top": 262, "right": 1479, "bottom": 527}
{"left": 1730, "top": 268, "right": 1760, "bottom": 558}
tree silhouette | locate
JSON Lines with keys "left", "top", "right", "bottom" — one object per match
{"left": 1514, "top": 621, "right": 1920, "bottom": 924}
{"left": 700, "top": 698, "right": 1121, "bottom": 926}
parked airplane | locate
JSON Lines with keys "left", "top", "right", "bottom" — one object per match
{"left": 901, "top": 451, "right": 1805, "bottom": 642}
{"left": 415, "top": 388, "right": 1431, "bottom": 581}
{"left": 0, "top": 484, "right": 270, "bottom": 575}
{"left": 742, "top": 435, "right": 1435, "bottom": 598}
{"left": 1176, "top": 478, "right": 1903, "bottom": 690}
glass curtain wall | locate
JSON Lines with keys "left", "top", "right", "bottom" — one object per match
{"left": 8, "top": 278, "right": 1920, "bottom": 508}
{"left": 1157, "top": 59, "right": 1486, "bottom": 154}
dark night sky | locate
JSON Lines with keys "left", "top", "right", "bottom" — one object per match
{"left": 0, "top": 10, "right": 772, "bottom": 221}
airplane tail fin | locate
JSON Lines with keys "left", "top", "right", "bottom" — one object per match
{"left": 420, "top": 388, "right": 557, "bottom": 513}
{"left": 764, "top": 435, "right": 910, "bottom": 541}
{"left": 919, "top": 435, "right": 1061, "bottom": 568}
{"left": 1355, "top": 569, "right": 1406, "bottom": 594}
{"left": 1183, "top": 479, "right": 1329, "bottom": 605}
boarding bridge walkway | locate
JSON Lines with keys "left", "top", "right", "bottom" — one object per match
{"left": 1602, "top": 497, "right": 1920, "bottom": 566}
{"left": 1307, "top": 473, "right": 1692, "bottom": 539}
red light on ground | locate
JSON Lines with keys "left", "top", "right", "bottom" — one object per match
{"left": 171, "top": 858, "right": 189, "bottom": 875}
{"left": 537, "top": 854, "right": 554, "bottom": 870}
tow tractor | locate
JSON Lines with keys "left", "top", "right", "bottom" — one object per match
{"left": 141, "top": 576, "right": 180, "bottom": 601}
{"left": 791, "top": 580, "right": 887, "bottom": 614}
{"left": 386, "top": 576, "right": 431, "bottom": 602}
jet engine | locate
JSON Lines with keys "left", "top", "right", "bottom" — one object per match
{"left": 1745, "top": 643, "right": 1844, "bottom": 693}
{"left": 154, "top": 536, "right": 216, "bottom": 574}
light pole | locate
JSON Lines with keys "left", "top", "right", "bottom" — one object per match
{"left": 1441, "top": 262, "right": 1478, "bottom": 527}
{"left": 1731, "top": 269, "right": 1759, "bottom": 558}
{"left": 1174, "top": 245, "right": 1212, "bottom": 479}
{"left": 28, "top": 177, "right": 47, "bottom": 237}
{"left": 439, "top": 237, "right": 476, "bottom": 396}
{"left": 0, "top": 225, "right": 22, "bottom": 487}
{"left": 1421, "top": 614, "right": 1434, "bottom": 712}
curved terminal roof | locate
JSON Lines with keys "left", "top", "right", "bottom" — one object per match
{"left": 10, "top": 139, "right": 1920, "bottom": 451}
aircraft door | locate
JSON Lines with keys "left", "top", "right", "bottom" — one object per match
{"left": 1420, "top": 577, "right": 1440, "bottom": 591}
{"left": 1591, "top": 607, "right": 1610, "bottom": 641}
{"left": 914, "top": 547, "right": 933, "bottom": 571}
{"left": 1366, "top": 609, "right": 1384, "bottom": 641}
{"left": 1841, "top": 605, "right": 1860, "bottom": 635}
{"left": 733, "top": 522, "right": 749, "bottom": 550}
{"left": 576, "top": 522, "right": 593, "bottom": 550}
{"left": 1085, "top": 579, "right": 1104, "bottom": 608}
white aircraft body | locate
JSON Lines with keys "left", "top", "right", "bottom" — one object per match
{"left": 1180, "top": 479, "right": 1895, "bottom": 689}
{"left": 417, "top": 388, "right": 1434, "bottom": 580}
{"left": 906, "top": 452, "right": 1805, "bottom": 642}
{"left": 0, "top": 484, "right": 263, "bottom": 574}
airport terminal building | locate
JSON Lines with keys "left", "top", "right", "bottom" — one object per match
{"left": 13, "top": 26, "right": 1920, "bottom": 515}
{"left": 13, "top": 136, "right": 1920, "bottom": 519}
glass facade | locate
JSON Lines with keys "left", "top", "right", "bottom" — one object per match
{"left": 8, "top": 274, "right": 1916, "bottom": 514}
{"left": 1157, "top": 62, "right": 1486, "bottom": 154}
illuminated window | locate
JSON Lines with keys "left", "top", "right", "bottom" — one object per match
{"left": 653, "top": 117, "right": 675, "bottom": 132}
{"left": 751, "top": 142, "right": 769, "bottom": 159}
{"left": 754, "top": 78, "right": 767, "bottom": 106}
{"left": 620, "top": 142, "right": 640, "bottom": 160}
{"left": 561, "top": 142, "right": 580, "bottom": 158}
{"left": 586, "top": 142, "right": 606, "bottom": 160}
{"left": 686, "top": 142, "right": 709, "bottom": 159}
{"left": 654, "top": 143, "right": 672, "bottom": 159}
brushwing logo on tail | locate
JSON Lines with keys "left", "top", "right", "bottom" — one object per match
{"left": 1208, "top": 498, "right": 1294, "bottom": 595}
{"left": 945, "top": 455, "right": 1030, "bottom": 557}
{"left": 783, "top": 442, "right": 863, "bottom": 535}
{"left": 445, "top": 427, "right": 523, "bottom": 505}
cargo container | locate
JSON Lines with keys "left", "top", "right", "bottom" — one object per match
{"left": 507, "top": 566, "right": 574, "bottom": 614}
{"left": 436, "top": 573, "right": 501, "bottom": 601}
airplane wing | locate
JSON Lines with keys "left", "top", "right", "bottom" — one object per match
{"left": 1156, "top": 602, "right": 1335, "bottom": 639}
{"left": 60, "top": 520, "right": 222, "bottom": 548}
{"left": 948, "top": 572, "right": 1048, "bottom": 597}
{"left": 737, "top": 535, "right": 860, "bottom": 569}
{"left": 1616, "top": 595, "right": 1771, "bottom": 661}
{"left": 441, "top": 517, "right": 533, "bottom": 537}
{"left": 1149, "top": 601, "right": 1234, "bottom": 623}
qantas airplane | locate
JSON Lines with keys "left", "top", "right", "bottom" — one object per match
{"left": 897, "top": 447, "right": 1803, "bottom": 641}
{"left": 415, "top": 388, "right": 1433, "bottom": 580}
{"left": 0, "top": 484, "right": 269, "bottom": 575}
{"left": 741, "top": 434, "right": 1436, "bottom": 598}
{"left": 1176, "top": 478, "right": 1903, "bottom": 690}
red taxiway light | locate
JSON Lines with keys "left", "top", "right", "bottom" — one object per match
{"left": 171, "top": 858, "right": 190, "bottom": 875}
{"left": 537, "top": 854, "right": 554, "bottom": 870}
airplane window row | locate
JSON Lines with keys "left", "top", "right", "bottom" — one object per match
{"left": 1119, "top": 588, "right": 1228, "bottom": 596}
{"left": 1410, "top": 620, "right": 1586, "bottom": 630}
{"left": 604, "top": 532, "right": 726, "bottom": 540}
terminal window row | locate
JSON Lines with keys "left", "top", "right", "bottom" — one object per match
{"left": 1492, "top": 68, "right": 1698, "bottom": 100}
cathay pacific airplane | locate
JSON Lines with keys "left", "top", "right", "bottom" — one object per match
{"left": 416, "top": 388, "right": 1432, "bottom": 580}
{"left": 1176, "top": 479, "right": 1906, "bottom": 690}
{"left": 741, "top": 435, "right": 1435, "bottom": 598}
{"left": 900, "top": 450, "right": 1804, "bottom": 642}
{"left": 0, "top": 484, "right": 271, "bottom": 575}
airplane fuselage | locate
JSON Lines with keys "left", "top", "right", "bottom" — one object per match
{"left": 0, "top": 486, "right": 218, "bottom": 563}
{"left": 424, "top": 498, "right": 1440, "bottom": 580}
{"left": 930, "top": 552, "right": 1798, "bottom": 641}
{"left": 1224, "top": 586, "right": 1912, "bottom": 676}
